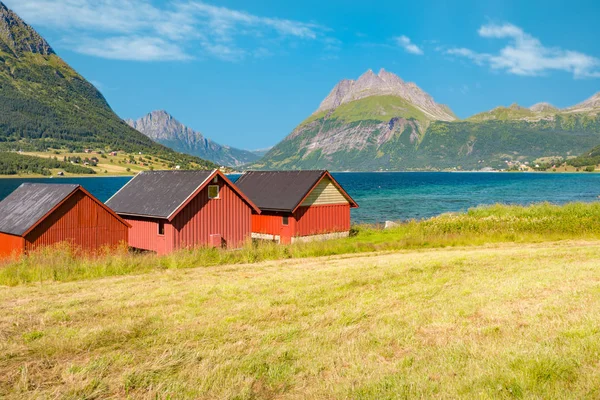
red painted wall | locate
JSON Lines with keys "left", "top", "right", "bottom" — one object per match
{"left": 125, "top": 179, "right": 253, "bottom": 254}
{"left": 294, "top": 204, "right": 351, "bottom": 236}
{"left": 0, "top": 233, "right": 25, "bottom": 259}
{"left": 24, "top": 190, "right": 129, "bottom": 253}
{"left": 250, "top": 204, "right": 350, "bottom": 243}
{"left": 172, "top": 180, "right": 252, "bottom": 250}
{"left": 252, "top": 212, "right": 296, "bottom": 233}
{"left": 124, "top": 217, "right": 169, "bottom": 254}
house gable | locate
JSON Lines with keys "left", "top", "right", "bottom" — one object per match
{"left": 301, "top": 176, "right": 349, "bottom": 206}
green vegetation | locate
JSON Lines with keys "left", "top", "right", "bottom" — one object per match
{"left": 0, "top": 52, "right": 216, "bottom": 169}
{"left": 255, "top": 95, "right": 600, "bottom": 171}
{"left": 3, "top": 222, "right": 600, "bottom": 397}
{"left": 0, "top": 7, "right": 217, "bottom": 171}
{"left": 568, "top": 143, "right": 600, "bottom": 168}
{"left": 0, "top": 152, "right": 94, "bottom": 175}
{"left": 313, "top": 95, "right": 429, "bottom": 125}
{"left": 467, "top": 103, "right": 541, "bottom": 122}
{"left": 4, "top": 202, "right": 600, "bottom": 286}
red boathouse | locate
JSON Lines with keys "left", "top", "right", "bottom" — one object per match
{"left": 0, "top": 183, "right": 130, "bottom": 259}
{"left": 234, "top": 170, "right": 358, "bottom": 244}
{"left": 106, "top": 170, "right": 260, "bottom": 254}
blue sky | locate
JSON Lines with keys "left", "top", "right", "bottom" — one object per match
{"left": 6, "top": 0, "right": 600, "bottom": 149}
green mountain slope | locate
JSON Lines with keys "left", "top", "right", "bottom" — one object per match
{"left": 252, "top": 69, "right": 600, "bottom": 171}
{"left": 252, "top": 95, "right": 429, "bottom": 171}
{"left": 568, "top": 143, "right": 600, "bottom": 167}
{"left": 420, "top": 116, "right": 600, "bottom": 170}
{"left": 0, "top": 2, "right": 216, "bottom": 169}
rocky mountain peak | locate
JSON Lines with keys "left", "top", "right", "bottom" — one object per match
{"left": 127, "top": 111, "right": 260, "bottom": 167}
{"left": 529, "top": 102, "right": 558, "bottom": 113}
{"left": 568, "top": 91, "right": 600, "bottom": 111}
{"left": 0, "top": 2, "right": 54, "bottom": 56}
{"left": 314, "top": 69, "right": 456, "bottom": 121}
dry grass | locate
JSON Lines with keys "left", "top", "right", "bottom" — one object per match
{"left": 2, "top": 241, "right": 600, "bottom": 398}
{"left": 5, "top": 202, "right": 600, "bottom": 287}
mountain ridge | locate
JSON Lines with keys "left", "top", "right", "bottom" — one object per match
{"left": 0, "top": 2, "right": 53, "bottom": 56}
{"left": 0, "top": 1, "right": 216, "bottom": 170}
{"left": 127, "top": 110, "right": 260, "bottom": 167}
{"left": 315, "top": 68, "right": 456, "bottom": 122}
{"left": 251, "top": 69, "right": 600, "bottom": 171}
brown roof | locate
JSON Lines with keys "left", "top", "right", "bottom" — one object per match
{"left": 107, "top": 170, "right": 260, "bottom": 219}
{"left": 0, "top": 183, "right": 130, "bottom": 236}
{"left": 235, "top": 170, "right": 357, "bottom": 213}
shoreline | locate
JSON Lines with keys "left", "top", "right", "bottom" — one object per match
{"left": 1, "top": 170, "right": 599, "bottom": 178}
{"left": 0, "top": 174, "right": 133, "bottom": 179}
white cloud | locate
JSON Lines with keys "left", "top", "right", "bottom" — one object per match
{"left": 395, "top": 35, "right": 424, "bottom": 55}
{"left": 446, "top": 23, "right": 600, "bottom": 78}
{"left": 72, "top": 36, "right": 191, "bottom": 61}
{"left": 6, "top": 0, "right": 326, "bottom": 62}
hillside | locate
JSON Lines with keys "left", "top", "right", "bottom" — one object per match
{"left": 568, "top": 142, "right": 600, "bottom": 167}
{"left": 251, "top": 69, "right": 600, "bottom": 171}
{"left": 250, "top": 70, "right": 600, "bottom": 171}
{"left": 0, "top": 2, "right": 216, "bottom": 170}
{"left": 127, "top": 111, "right": 259, "bottom": 167}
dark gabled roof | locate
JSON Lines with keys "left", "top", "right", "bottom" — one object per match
{"left": 106, "top": 170, "right": 215, "bottom": 219}
{"left": 234, "top": 170, "right": 329, "bottom": 212}
{"left": 0, "top": 183, "right": 79, "bottom": 236}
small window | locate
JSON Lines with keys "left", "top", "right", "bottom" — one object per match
{"left": 208, "top": 185, "right": 220, "bottom": 199}
{"left": 158, "top": 221, "right": 165, "bottom": 235}
{"left": 282, "top": 216, "right": 289, "bottom": 225}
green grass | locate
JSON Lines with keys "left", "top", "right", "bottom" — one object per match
{"left": 3, "top": 239, "right": 600, "bottom": 398}
{"left": 326, "top": 95, "right": 428, "bottom": 125}
{"left": 467, "top": 104, "right": 540, "bottom": 122}
{"left": 4, "top": 202, "right": 600, "bottom": 287}
{"left": 299, "top": 95, "right": 429, "bottom": 127}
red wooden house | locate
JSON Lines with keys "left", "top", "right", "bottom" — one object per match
{"left": 234, "top": 170, "right": 358, "bottom": 244}
{"left": 0, "top": 183, "right": 129, "bottom": 259}
{"left": 106, "top": 170, "right": 260, "bottom": 254}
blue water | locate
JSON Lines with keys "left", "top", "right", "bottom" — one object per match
{"left": 1, "top": 173, "right": 600, "bottom": 224}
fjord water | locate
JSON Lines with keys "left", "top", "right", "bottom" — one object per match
{"left": 1, "top": 173, "right": 600, "bottom": 224}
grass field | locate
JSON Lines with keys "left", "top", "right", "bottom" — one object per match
{"left": 3, "top": 203, "right": 600, "bottom": 398}
{"left": 3, "top": 202, "right": 600, "bottom": 286}
{"left": 18, "top": 150, "right": 169, "bottom": 177}
{"left": 2, "top": 241, "right": 600, "bottom": 398}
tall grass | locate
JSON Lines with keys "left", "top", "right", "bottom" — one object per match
{"left": 2, "top": 202, "right": 600, "bottom": 286}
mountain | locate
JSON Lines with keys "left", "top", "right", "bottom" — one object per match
{"left": 251, "top": 69, "right": 454, "bottom": 171}
{"left": 564, "top": 92, "right": 600, "bottom": 114}
{"left": 467, "top": 103, "right": 556, "bottom": 122}
{"left": 315, "top": 69, "right": 456, "bottom": 121}
{"left": 126, "top": 111, "right": 259, "bottom": 167}
{"left": 249, "top": 147, "right": 272, "bottom": 158}
{"left": 0, "top": 2, "right": 216, "bottom": 169}
{"left": 252, "top": 69, "right": 600, "bottom": 171}
{"left": 529, "top": 102, "right": 559, "bottom": 113}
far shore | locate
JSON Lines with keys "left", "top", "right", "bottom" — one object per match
{"left": 1, "top": 169, "right": 600, "bottom": 179}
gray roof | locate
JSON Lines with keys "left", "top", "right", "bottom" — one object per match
{"left": 106, "top": 170, "right": 215, "bottom": 218}
{"left": 0, "top": 183, "right": 79, "bottom": 236}
{"left": 235, "top": 170, "right": 326, "bottom": 212}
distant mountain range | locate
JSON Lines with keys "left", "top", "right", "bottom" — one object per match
{"left": 251, "top": 69, "right": 600, "bottom": 171}
{"left": 1, "top": 1, "right": 600, "bottom": 173}
{"left": 127, "top": 111, "right": 260, "bottom": 167}
{"left": 0, "top": 2, "right": 216, "bottom": 169}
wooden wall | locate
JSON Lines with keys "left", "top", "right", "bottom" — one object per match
{"left": 24, "top": 189, "right": 129, "bottom": 253}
